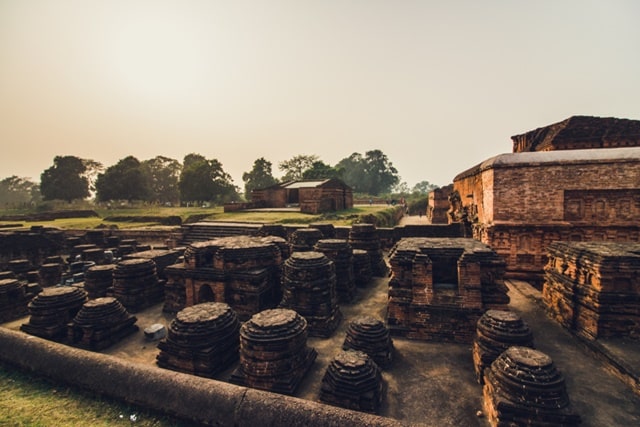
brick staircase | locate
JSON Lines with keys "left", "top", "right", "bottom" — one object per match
{"left": 177, "top": 221, "right": 264, "bottom": 245}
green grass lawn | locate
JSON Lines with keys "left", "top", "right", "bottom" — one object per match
{"left": 0, "top": 363, "right": 193, "bottom": 427}
{"left": 0, "top": 205, "right": 390, "bottom": 229}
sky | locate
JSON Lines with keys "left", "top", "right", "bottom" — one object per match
{"left": 1, "top": 0, "right": 639, "bottom": 190}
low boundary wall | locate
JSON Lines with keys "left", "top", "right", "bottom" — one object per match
{"left": 0, "top": 328, "right": 407, "bottom": 427}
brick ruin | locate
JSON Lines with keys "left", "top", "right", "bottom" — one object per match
{"left": 542, "top": 241, "right": 640, "bottom": 340}
{"left": 426, "top": 184, "right": 453, "bottom": 224}
{"left": 163, "top": 236, "right": 284, "bottom": 319}
{"left": 483, "top": 346, "right": 581, "bottom": 426}
{"left": 249, "top": 179, "right": 353, "bottom": 214}
{"left": 451, "top": 146, "right": 640, "bottom": 285}
{"left": 386, "top": 238, "right": 509, "bottom": 343}
{"left": 512, "top": 115, "right": 640, "bottom": 153}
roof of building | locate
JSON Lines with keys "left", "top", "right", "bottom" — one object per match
{"left": 454, "top": 146, "right": 640, "bottom": 181}
{"left": 282, "top": 179, "right": 331, "bottom": 189}
{"left": 511, "top": 115, "right": 640, "bottom": 152}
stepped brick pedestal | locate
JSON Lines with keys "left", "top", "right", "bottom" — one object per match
{"left": 38, "top": 263, "right": 63, "bottom": 288}
{"left": 308, "top": 223, "right": 336, "bottom": 239}
{"left": 157, "top": 302, "right": 240, "bottom": 378}
{"left": 84, "top": 264, "right": 115, "bottom": 299}
{"left": 320, "top": 350, "right": 384, "bottom": 414}
{"left": 110, "top": 258, "right": 163, "bottom": 313}
{"left": 483, "top": 346, "right": 581, "bottom": 426}
{"left": 280, "top": 251, "right": 342, "bottom": 337}
{"left": 343, "top": 316, "right": 394, "bottom": 369}
{"left": 314, "top": 239, "right": 356, "bottom": 303}
{"left": 348, "top": 224, "right": 388, "bottom": 277}
{"left": 68, "top": 297, "right": 138, "bottom": 350}
{"left": 289, "top": 228, "right": 323, "bottom": 253}
{"left": 230, "top": 308, "right": 317, "bottom": 395}
{"left": 352, "top": 249, "right": 372, "bottom": 287}
{"left": 21, "top": 286, "right": 87, "bottom": 341}
{"left": 0, "top": 278, "right": 31, "bottom": 323}
{"left": 473, "top": 310, "right": 534, "bottom": 383}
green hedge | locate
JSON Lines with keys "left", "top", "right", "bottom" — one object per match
{"left": 357, "top": 205, "right": 405, "bottom": 227}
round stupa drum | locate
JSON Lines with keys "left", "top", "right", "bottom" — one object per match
{"left": 289, "top": 228, "right": 324, "bottom": 252}
{"left": 343, "top": 316, "right": 394, "bottom": 368}
{"left": 84, "top": 264, "right": 115, "bottom": 298}
{"left": 314, "top": 239, "right": 355, "bottom": 303}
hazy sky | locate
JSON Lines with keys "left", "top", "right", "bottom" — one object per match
{"left": 1, "top": 0, "right": 639, "bottom": 189}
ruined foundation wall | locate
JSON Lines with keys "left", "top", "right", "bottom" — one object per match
{"left": 0, "top": 327, "right": 404, "bottom": 427}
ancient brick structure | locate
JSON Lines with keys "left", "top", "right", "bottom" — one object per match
{"left": 163, "top": 236, "right": 284, "bottom": 319}
{"left": 348, "top": 224, "right": 388, "bottom": 277}
{"left": 426, "top": 184, "right": 453, "bottom": 224}
{"left": 289, "top": 228, "right": 323, "bottom": 252}
{"left": 542, "top": 241, "right": 640, "bottom": 340}
{"left": 342, "top": 316, "right": 394, "bottom": 369}
{"left": 472, "top": 310, "right": 534, "bottom": 384}
{"left": 0, "top": 278, "right": 32, "bottom": 323}
{"left": 314, "top": 239, "right": 356, "bottom": 303}
{"left": 320, "top": 350, "right": 384, "bottom": 414}
{"left": 0, "top": 229, "right": 65, "bottom": 269}
{"left": 84, "top": 264, "right": 116, "bottom": 299}
{"left": 483, "top": 347, "right": 581, "bottom": 426}
{"left": 512, "top": 115, "right": 640, "bottom": 153}
{"left": 21, "top": 286, "right": 88, "bottom": 341}
{"left": 230, "top": 308, "right": 317, "bottom": 395}
{"left": 123, "top": 249, "right": 181, "bottom": 280}
{"left": 452, "top": 146, "right": 640, "bottom": 285}
{"left": 387, "top": 238, "right": 509, "bottom": 343}
{"left": 250, "top": 179, "right": 353, "bottom": 214}
{"left": 280, "top": 251, "right": 342, "bottom": 337}
{"left": 156, "top": 302, "right": 240, "bottom": 378}
{"left": 110, "top": 258, "right": 164, "bottom": 313}
{"left": 352, "top": 249, "right": 372, "bottom": 287}
{"left": 67, "top": 297, "right": 138, "bottom": 351}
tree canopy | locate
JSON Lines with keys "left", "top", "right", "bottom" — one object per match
{"left": 0, "top": 176, "right": 40, "bottom": 207}
{"left": 242, "top": 157, "right": 278, "bottom": 196}
{"left": 142, "top": 156, "right": 181, "bottom": 204}
{"left": 278, "top": 154, "right": 319, "bottom": 182}
{"left": 335, "top": 150, "right": 399, "bottom": 195}
{"left": 179, "top": 153, "right": 238, "bottom": 204}
{"left": 40, "top": 155, "right": 95, "bottom": 202}
{"left": 95, "top": 156, "right": 151, "bottom": 202}
{"left": 301, "top": 160, "right": 342, "bottom": 180}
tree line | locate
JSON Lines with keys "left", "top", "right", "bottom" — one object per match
{"left": 0, "top": 150, "right": 438, "bottom": 207}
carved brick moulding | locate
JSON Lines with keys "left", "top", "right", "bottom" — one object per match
{"left": 473, "top": 310, "right": 534, "bottom": 384}
{"left": 157, "top": 302, "right": 240, "bottom": 378}
{"left": 348, "top": 224, "right": 388, "bottom": 277}
{"left": 543, "top": 241, "right": 640, "bottom": 340}
{"left": 387, "top": 238, "right": 509, "bottom": 343}
{"left": 230, "top": 308, "right": 317, "bottom": 395}
{"left": 0, "top": 278, "right": 31, "bottom": 323}
{"left": 84, "top": 264, "right": 116, "bottom": 299}
{"left": 280, "top": 251, "right": 342, "bottom": 337}
{"left": 110, "top": 258, "right": 163, "bottom": 313}
{"left": 483, "top": 346, "right": 580, "bottom": 426}
{"left": 314, "top": 239, "right": 356, "bottom": 303}
{"left": 320, "top": 350, "right": 384, "bottom": 414}
{"left": 342, "top": 316, "right": 394, "bottom": 369}
{"left": 21, "top": 286, "right": 88, "bottom": 341}
{"left": 68, "top": 296, "right": 138, "bottom": 351}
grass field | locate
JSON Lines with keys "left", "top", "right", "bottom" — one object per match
{"left": 0, "top": 363, "right": 192, "bottom": 427}
{"left": 0, "top": 205, "right": 390, "bottom": 229}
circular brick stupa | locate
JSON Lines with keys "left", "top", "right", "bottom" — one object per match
{"left": 21, "top": 286, "right": 87, "bottom": 341}
{"left": 157, "top": 302, "right": 240, "bottom": 378}
{"left": 320, "top": 350, "right": 384, "bottom": 414}
{"left": 473, "top": 309, "right": 534, "bottom": 384}
{"left": 314, "top": 239, "right": 356, "bottom": 303}
{"left": 280, "top": 251, "right": 342, "bottom": 337}
{"left": 230, "top": 308, "right": 317, "bottom": 395}
{"left": 68, "top": 297, "right": 138, "bottom": 350}
{"left": 343, "top": 316, "right": 394, "bottom": 369}
{"left": 483, "top": 346, "right": 581, "bottom": 426}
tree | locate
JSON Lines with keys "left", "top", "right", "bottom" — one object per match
{"left": 301, "top": 161, "right": 342, "bottom": 180}
{"left": 0, "top": 176, "right": 40, "bottom": 207}
{"left": 95, "top": 156, "right": 152, "bottom": 202}
{"left": 40, "top": 155, "right": 93, "bottom": 202}
{"left": 278, "top": 154, "right": 319, "bottom": 182}
{"left": 242, "top": 157, "right": 278, "bottom": 196}
{"left": 142, "top": 156, "right": 181, "bottom": 204}
{"left": 179, "top": 154, "right": 239, "bottom": 204}
{"left": 335, "top": 150, "right": 400, "bottom": 195}
{"left": 412, "top": 180, "right": 438, "bottom": 195}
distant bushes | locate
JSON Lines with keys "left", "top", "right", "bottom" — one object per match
{"left": 357, "top": 205, "right": 405, "bottom": 227}
{"left": 0, "top": 210, "right": 99, "bottom": 222}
